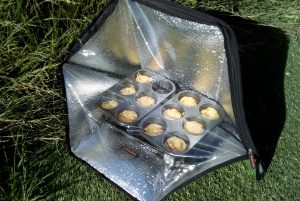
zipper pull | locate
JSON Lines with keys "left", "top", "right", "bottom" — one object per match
{"left": 248, "top": 149, "right": 255, "bottom": 169}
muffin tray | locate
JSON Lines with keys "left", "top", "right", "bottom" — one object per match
{"left": 97, "top": 69, "right": 176, "bottom": 127}
{"left": 135, "top": 90, "right": 225, "bottom": 156}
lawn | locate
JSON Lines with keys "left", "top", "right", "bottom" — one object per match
{"left": 0, "top": 0, "right": 299, "bottom": 200}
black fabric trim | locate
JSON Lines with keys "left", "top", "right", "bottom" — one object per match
{"left": 60, "top": 1, "right": 262, "bottom": 199}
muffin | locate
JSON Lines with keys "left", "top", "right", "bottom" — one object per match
{"left": 143, "top": 123, "right": 164, "bottom": 136}
{"left": 179, "top": 96, "right": 198, "bottom": 106}
{"left": 137, "top": 96, "right": 155, "bottom": 107}
{"left": 183, "top": 120, "right": 204, "bottom": 135}
{"left": 165, "top": 136, "right": 187, "bottom": 152}
{"left": 135, "top": 72, "right": 153, "bottom": 83}
{"left": 118, "top": 110, "right": 138, "bottom": 123}
{"left": 200, "top": 107, "right": 219, "bottom": 120}
{"left": 101, "top": 100, "right": 118, "bottom": 110}
{"left": 163, "top": 108, "right": 183, "bottom": 120}
{"left": 120, "top": 86, "right": 136, "bottom": 95}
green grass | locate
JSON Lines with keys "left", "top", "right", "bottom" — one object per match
{"left": 0, "top": 0, "right": 299, "bottom": 200}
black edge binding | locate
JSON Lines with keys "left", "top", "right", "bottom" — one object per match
{"left": 60, "top": 1, "right": 262, "bottom": 200}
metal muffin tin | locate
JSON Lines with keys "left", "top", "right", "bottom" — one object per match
{"left": 97, "top": 69, "right": 176, "bottom": 127}
{"left": 138, "top": 90, "right": 225, "bottom": 156}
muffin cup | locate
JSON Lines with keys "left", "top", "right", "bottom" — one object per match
{"left": 199, "top": 104, "right": 222, "bottom": 121}
{"left": 163, "top": 132, "right": 190, "bottom": 153}
{"left": 135, "top": 91, "right": 157, "bottom": 108}
{"left": 133, "top": 70, "right": 154, "bottom": 84}
{"left": 116, "top": 106, "right": 139, "bottom": 124}
{"left": 142, "top": 117, "right": 167, "bottom": 137}
{"left": 182, "top": 117, "right": 206, "bottom": 136}
{"left": 117, "top": 81, "right": 139, "bottom": 96}
{"left": 178, "top": 91, "right": 201, "bottom": 106}
{"left": 161, "top": 104, "right": 184, "bottom": 120}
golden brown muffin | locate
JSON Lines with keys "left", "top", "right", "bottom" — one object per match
{"left": 183, "top": 120, "right": 204, "bottom": 135}
{"left": 101, "top": 100, "right": 118, "bottom": 110}
{"left": 143, "top": 123, "right": 164, "bottom": 136}
{"left": 179, "top": 96, "right": 198, "bottom": 106}
{"left": 135, "top": 72, "right": 153, "bottom": 83}
{"left": 165, "top": 136, "right": 187, "bottom": 152}
{"left": 163, "top": 108, "right": 183, "bottom": 120}
{"left": 120, "top": 86, "right": 136, "bottom": 95}
{"left": 118, "top": 110, "right": 138, "bottom": 123}
{"left": 200, "top": 107, "right": 219, "bottom": 120}
{"left": 137, "top": 96, "right": 155, "bottom": 107}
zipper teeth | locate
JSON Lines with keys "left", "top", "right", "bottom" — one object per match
{"left": 227, "top": 35, "right": 257, "bottom": 154}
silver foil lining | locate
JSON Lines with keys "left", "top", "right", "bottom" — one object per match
{"left": 63, "top": 0, "right": 247, "bottom": 200}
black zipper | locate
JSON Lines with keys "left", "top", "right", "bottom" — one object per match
{"left": 224, "top": 28, "right": 258, "bottom": 153}
{"left": 133, "top": 0, "right": 259, "bottom": 165}
{"left": 63, "top": 0, "right": 260, "bottom": 175}
{"left": 59, "top": 1, "right": 267, "bottom": 200}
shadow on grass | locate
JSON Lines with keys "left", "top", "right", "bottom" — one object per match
{"left": 205, "top": 11, "right": 288, "bottom": 179}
